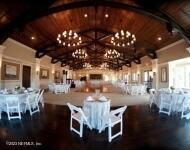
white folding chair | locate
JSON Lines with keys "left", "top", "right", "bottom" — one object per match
{"left": 54, "top": 85, "right": 63, "bottom": 94}
{"left": 26, "top": 93, "right": 40, "bottom": 116}
{"left": 5, "top": 95, "right": 21, "bottom": 120}
{"left": 67, "top": 103, "right": 92, "bottom": 138}
{"left": 181, "top": 94, "right": 190, "bottom": 119}
{"left": 38, "top": 90, "right": 44, "bottom": 108}
{"left": 149, "top": 89, "right": 156, "bottom": 108}
{"left": 159, "top": 93, "right": 172, "bottom": 116}
{"left": 99, "top": 106, "right": 127, "bottom": 142}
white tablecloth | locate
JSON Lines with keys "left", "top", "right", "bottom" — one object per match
{"left": 0, "top": 93, "right": 28, "bottom": 113}
{"left": 155, "top": 91, "right": 190, "bottom": 112}
{"left": 83, "top": 100, "right": 110, "bottom": 130}
{"left": 50, "top": 84, "right": 70, "bottom": 94}
{"left": 125, "top": 85, "right": 146, "bottom": 95}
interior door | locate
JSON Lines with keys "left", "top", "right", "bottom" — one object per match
{"left": 22, "top": 65, "right": 31, "bottom": 88}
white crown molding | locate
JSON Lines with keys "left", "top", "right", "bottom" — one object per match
{"left": 3, "top": 55, "right": 35, "bottom": 65}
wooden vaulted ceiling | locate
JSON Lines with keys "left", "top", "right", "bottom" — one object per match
{"left": 0, "top": 0, "right": 190, "bottom": 70}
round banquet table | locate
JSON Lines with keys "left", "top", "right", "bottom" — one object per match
{"left": 0, "top": 92, "right": 36, "bottom": 113}
{"left": 83, "top": 99, "right": 110, "bottom": 130}
{"left": 155, "top": 91, "right": 190, "bottom": 112}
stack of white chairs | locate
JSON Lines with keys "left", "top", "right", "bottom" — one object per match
{"left": 26, "top": 93, "right": 40, "bottom": 116}
{"left": 99, "top": 106, "right": 127, "bottom": 142}
{"left": 67, "top": 103, "right": 92, "bottom": 138}
{"left": 5, "top": 95, "right": 21, "bottom": 120}
{"left": 159, "top": 93, "right": 173, "bottom": 116}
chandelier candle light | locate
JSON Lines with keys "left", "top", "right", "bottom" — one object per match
{"left": 100, "top": 63, "right": 109, "bottom": 69}
{"left": 57, "top": 30, "right": 82, "bottom": 47}
{"left": 104, "top": 49, "right": 120, "bottom": 59}
{"left": 111, "top": 30, "right": 136, "bottom": 48}
{"left": 72, "top": 49, "right": 88, "bottom": 59}
{"left": 83, "top": 63, "right": 92, "bottom": 69}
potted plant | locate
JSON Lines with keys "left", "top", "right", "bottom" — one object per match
{"left": 15, "top": 85, "right": 20, "bottom": 91}
{"left": 170, "top": 86, "right": 175, "bottom": 93}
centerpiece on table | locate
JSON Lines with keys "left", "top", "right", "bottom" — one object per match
{"left": 170, "top": 86, "right": 175, "bottom": 93}
{"left": 15, "top": 85, "right": 20, "bottom": 91}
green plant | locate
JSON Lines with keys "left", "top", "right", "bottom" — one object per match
{"left": 15, "top": 85, "right": 20, "bottom": 90}
{"left": 170, "top": 86, "right": 175, "bottom": 90}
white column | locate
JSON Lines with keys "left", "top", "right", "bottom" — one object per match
{"left": 128, "top": 68, "right": 132, "bottom": 84}
{"left": 50, "top": 64, "right": 55, "bottom": 83}
{"left": 0, "top": 46, "right": 5, "bottom": 89}
{"left": 137, "top": 64, "right": 141, "bottom": 84}
{"left": 152, "top": 59, "right": 158, "bottom": 89}
{"left": 34, "top": 58, "right": 40, "bottom": 89}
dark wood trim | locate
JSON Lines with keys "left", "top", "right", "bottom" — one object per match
{"left": 1, "top": 1, "right": 189, "bottom": 43}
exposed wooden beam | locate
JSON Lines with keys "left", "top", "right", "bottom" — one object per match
{"left": 1, "top": 0, "right": 189, "bottom": 43}
{"left": 35, "top": 49, "right": 55, "bottom": 58}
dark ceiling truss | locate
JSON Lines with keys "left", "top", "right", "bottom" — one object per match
{"left": 1, "top": 0, "right": 189, "bottom": 44}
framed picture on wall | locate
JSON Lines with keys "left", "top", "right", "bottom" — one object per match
{"left": 40, "top": 68, "right": 49, "bottom": 79}
{"left": 54, "top": 71, "right": 60, "bottom": 80}
{"left": 1, "top": 61, "right": 20, "bottom": 80}
{"left": 161, "top": 67, "right": 167, "bottom": 82}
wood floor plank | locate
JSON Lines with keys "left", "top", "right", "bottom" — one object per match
{"left": 0, "top": 104, "right": 190, "bottom": 150}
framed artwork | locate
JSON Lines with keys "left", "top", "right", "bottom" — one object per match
{"left": 54, "top": 71, "right": 60, "bottom": 80}
{"left": 161, "top": 67, "right": 167, "bottom": 82}
{"left": 1, "top": 61, "right": 20, "bottom": 80}
{"left": 40, "top": 68, "right": 49, "bottom": 79}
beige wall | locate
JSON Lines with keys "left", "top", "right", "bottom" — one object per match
{"left": 119, "top": 39, "right": 190, "bottom": 89}
{"left": 1, "top": 38, "right": 65, "bottom": 89}
{"left": 74, "top": 68, "right": 117, "bottom": 82}
{"left": 1, "top": 38, "right": 189, "bottom": 90}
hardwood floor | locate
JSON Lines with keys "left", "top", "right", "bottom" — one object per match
{"left": 0, "top": 104, "right": 190, "bottom": 150}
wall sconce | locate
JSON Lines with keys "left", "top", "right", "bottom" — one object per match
{"left": 36, "top": 69, "right": 39, "bottom": 75}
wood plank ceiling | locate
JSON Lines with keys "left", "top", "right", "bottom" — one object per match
{"left": 0, "top": 0, "right": 189, "bottom": 70}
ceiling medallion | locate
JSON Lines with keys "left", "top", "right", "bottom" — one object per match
{"left": 100, "top": 63, "right": 109, "bottom": 69}
{"left": 110, "top": 30, "right": 136, "bottom": 48}
{"left": 72, "top": 49, "right": 88, "bottom": 59}
{"left": 104, "top": 49, "right": 120, "bottom": 59}
{"left": 83, "top": 63, "right": 92, "bottom": 69}
{"left": 57, "top": 30, "right": 82, "bottom": 47}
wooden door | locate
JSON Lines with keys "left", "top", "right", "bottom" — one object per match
{"left": 22, "top": 65, "right": 31, "bottom": 88}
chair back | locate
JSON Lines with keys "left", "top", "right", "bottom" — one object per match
{"left": 27, "top": 93, "right": 39, "bottom": 104}
{"left": 67, "top": 102, "right": 81, "bottom": 114}
{"left": 160, "top": 93, "right": 172, "bottom": 103}
{"left": 5, "top": 95, "right": 19, "bottom": 107}
{"left": 38, "top": 89, "right": 44, "bottom": 103}
{"left": 67, "top": 103, "right": 92, "bottom": 129}
{"left": 110, "top": 105, "right": 127, "bottom": 118}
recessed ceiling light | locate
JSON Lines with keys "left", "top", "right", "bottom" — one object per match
{"left": 31, "top": 36, "right": 35, "bottom": 40}
{"left": 84, "top": 14, "right": 88, "bottom": 18}
{"left": 105, "top": 14, "right": 109, "bottom": 18}
{"left": 157, "top": 37, "right": 162, "bottom": 41}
